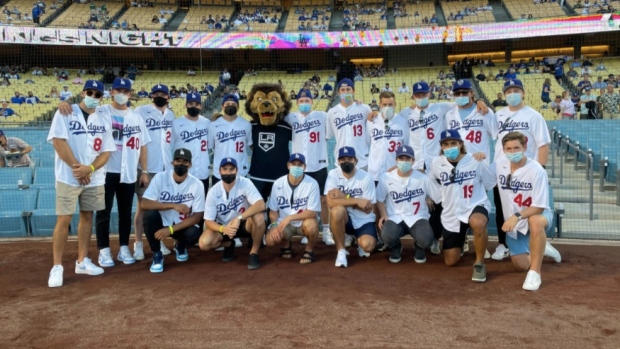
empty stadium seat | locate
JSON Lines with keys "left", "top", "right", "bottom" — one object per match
{"left": 32, "top": 167, "right": 56, "bottom": 189}
{"left": 30, "top": 188, "right": 60, "bottom": 237}
{"left": 0, "top": 167, "right": 33, "bottom": 190}
{"left": 0, "top": 189, "right": 38, "bottom": 237}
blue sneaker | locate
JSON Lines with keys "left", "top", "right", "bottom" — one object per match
{"left": 150, "top": 251, "right": 164, "bottom": 273}
{"left": 175, "top": 245, "right": 189, "bottom": 262}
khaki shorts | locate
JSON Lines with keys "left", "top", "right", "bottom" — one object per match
{"left": 602, "top": 111, "right": 620, "bottom": 120}
{"left": 135, "top": 169, "right": 157, "bottom": 195}
{"left": 56, "top": 181, "right": 105, "bottom": 215}
{"left": 283, "top": 224, "right": 305, "bottom": 240}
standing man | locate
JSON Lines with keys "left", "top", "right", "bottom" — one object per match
{"left": 376, "top": 146, "right": 440, "bottom": 264}
{"left": 286, "top": 89, "right": 333, "bottom": 245}
{"left": 326, "top": 79, "right": 372, "bottom": 171}
{"left": 141, "top": 149, "right": 205, "bottom": 273}
{"left": 60, "top": 86, "right": 73, "bottom": 101}
{"left": 325, "top": 146, "right": 377, "bottom": 268}
{"left": 95, "top": 78, "right": 151, "bottom": 268}
{"left": 0, "top": 129, "right": 33, "bottom": 167}
{"left": 495, "top": 131, "right": 561, "bottom": 290}
{"left": 47, "top": 80, "right": 112, "bottom": 287}
{"left": 265, "top": 153, "right": 321, "bottom": 264}
{"left": 133, "top": 84, "right": 176, "bottom": 260}
{"left": 492, "top": 79, "right": 551, "bottom": 261}
{"left": 198, "top": 157, "right": 266, "bottom": 270}
{"left": 598, "top": 84, "right": 620, "bottom": 119}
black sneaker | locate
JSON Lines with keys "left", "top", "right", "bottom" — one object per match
{"left": 248, "top": 253, "right": 260, "bottom": 270}
{"left": 222, "top": 241, "right": 235, "bottom": 262}
{"left": 389, "top": 242, "right": 403, "bottom": 263}
{"left": 414, "top": 244, "right": 426, "bottom": 264}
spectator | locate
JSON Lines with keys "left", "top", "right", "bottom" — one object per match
{"left": 581, "top": 65, "right": 592, "bottom": 77}
{"left": 541, "top": 78, "right": 552, "bottom": 106}
{"left": 151, "top": 15, "right": 158, "bottom": 24}
{"left": 475, "top": 70, "right": 486, "bottom": 82}
{"left": 322, "top": 83, "right": 332, "bottom": 94}
{"left": 289, "top": 90, "right": 297, "bottom": 100}
{"left": 60, "top": 86, "right": 73, "bottom": 101}
{"left": 577, "top": 76, "right": 592, "bottom": 92}
{"left": 159, "top": 14, "right": 167, "bottom": 24}
{"left": 595, "top": 60, "right": 606, "bottom": 71}
{"left": 598, "top": 84, "right": 620, "bottom": 119}
{"left": 10, "top": 92, "right": 26, "bottom": 105}
{"left": 555, "top": 91, "right": 576, "bottom": 119}
{"left": 0, "top": 102, "right": 17, "bottom": 117}
{"left": 137, "top": 87, "right": 149, "bottom": 98}
{"left": 48, "top": 86, "right": 60, "bottom": 98}
{"left": 370, "top": 83, "right": 379, "bottom": 94}
{"left": 430, "top": 14, "right": 438, "bottom": 23}
{"left": 571, "top": 59, "right": 581, "bottom": 68}
{"left": 566, "top": 66, "right": 578, "bottom": 79}
{"left": 0, "top": 130, "right": 32, "bottom": 167}
{"left": 88, "top": 13, "right": 98, "bottom": 22}
{"left": 25, "top": 91, "right": 47, "bottom": 104}
{"left": 187, "top": 68, "right": 196, "bottom": 76}
{"left": 72, "top": 73, "right": 84, "bottom": 84}
{"left": 592, "top": 76, "right": 607, "bottom": 89}
{"left": 492, "top": 93, "right": 507, "bottom": 109}
{"left": 353, "top": 72, "right": 363, "bottom": 81}
{"left": 381, "top": 83, "right": 392, "bottom": 92}
{"left": 239, "top": 90, "right": 247, "bottom": 100}
{"left": 32, "top": 3, "right": 41, "bottom": 24}
{"left": 504, "top": 68, "right": 516, "bottom": 80}
{"left": 398, "top": 83, "right": 409, "bottom": 94}
{"left": 579, "top": 87, "right": 597, "bottom": 119}
{"left": 438, "top": 69, "right": 446, "bottom": 80}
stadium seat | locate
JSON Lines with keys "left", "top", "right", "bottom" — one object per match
{"left": 31, "top": 188, "right": 61, "bottom": 237}
{"left": 0, "top": 189, "right": 38, "bottom": 237}
{"left": 32, "top": 167, "right": 56, "bottom": 189}
{"left": 0, "top": 167, "right": 33, "bottom": 190}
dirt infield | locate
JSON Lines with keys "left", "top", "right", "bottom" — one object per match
{"left": 1, "top": 239, "right": 619, "bottom": 349}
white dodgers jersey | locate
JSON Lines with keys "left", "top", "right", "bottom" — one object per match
{"left": 326, "top": 103, "right": 372, "bottom": 168}
{"left": 367, "top": 114, "right": 409, "bottom": 181}
{"left": 204, "top": 176, "right": 263, "bottom": 225}
{"left": 494, "top": 106, "right": 551, "bottom": 163}
{"left": 136, "top": 104, "right": 175, "bottom": 173}
{"left": 208, "top": 116, "right": 253, "bottom": 179}
{"left": 286, "top": 111, "right": 328, "bottom": 173}
{"left": 445, "top": 106, "right": 498, "bottom": 161}
{"left": 268, "top": 174, "right": 321, "bottom": 227}
{"left": 171, "top": 115, "right": 211, "bottom": 180}
{"left": 324, "top": 167, "right": 376, "bottom": 228}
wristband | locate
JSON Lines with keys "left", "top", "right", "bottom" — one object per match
{"left": 89, "top": 164, "right": 95, "bottom": 173}
{"left": 219, "top": 225, "right": 224, "bottom": 233}
{"left": 268, "top": 222, "right": 278, "bottom": 229}
{"left": 346, "top": 194, "right": 350, "bottom": 199}
{"left": 168, "top": 226, "right": 174, "bottom": 235}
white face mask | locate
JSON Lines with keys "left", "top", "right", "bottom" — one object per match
{"left": 114, "top": 93, "right": 129, "bottom": 105}
{"left": 380, "top": 106, "right": 395, "bottom": 120}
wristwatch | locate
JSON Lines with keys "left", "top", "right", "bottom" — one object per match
{"left": 142, "top": 171, "right": 149, "bottom": 175}
{"left": 237, "top": 214, "right": 243, "bottom": 221}
{"left": 514, "top": 212, "right": 523, "bottom": 220}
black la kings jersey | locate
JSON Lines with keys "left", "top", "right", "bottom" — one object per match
{"left": 249, "top": 120, "right": 292, "bottom": 182}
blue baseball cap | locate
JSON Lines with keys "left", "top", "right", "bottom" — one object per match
{"left": 395, "top": 145, "right": 415, "bottom": 158}
{"left": 151, "top": 84, "right": 169, "bottom": 95}
{"left": 297, "top": 89, "right": 313, "bottom": 99}
{"left": 83, "top": 80, "right": 104, "bottom": 93}
{"left": 452, "top": 79, "right": 472, "bottom": 91}
{"left": 220, "top": 157, "right": 237, "bottom": 168}
{"left": 288, "top": 153, "right": 306, "bottom": 164}
{"left": 338, "top": 146, "right": 356, "bottom": 159}
{"left": 0, "top": 130, "right": 4, "bottom": 137}
{"left": 337, "top": 78, "right": 354, "bottom": 90}
{"left": 413, "top": 81, "right": 430, "bottom": 94}
{"left": 112, "top": 77, "right": 132, "bottom": 90}
{"left": 503, "top": 79, "right": 525, "bottom": 93}
{"left": 222, "top": 93, "right": 239, "bottom": 105}
{"left": 186, "top": 92, "right": 201, "bottom": 103}
{"left": 439, "top": 129, "right": 462, "bottom": 143}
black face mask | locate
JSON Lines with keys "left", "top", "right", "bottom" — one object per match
{"left": 173, "top": 164, "right": 188, "bottom": 176}
{"left": 224, "top": 105, "right": 237, "bottom": 116}
{"left": 221, "top": 174, "right": 236, "bottom": 184}
{"left": 187, "top": 107, "right": 200, "bottom": 117}
{"left": 153, "top": 96, "right": 168, "bottom": 108}
{"left": 340, "top": 162, "right": 355, "bottom": 174}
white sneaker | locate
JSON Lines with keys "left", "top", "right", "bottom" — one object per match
{"left": 48, "top": 265, "right": 63, "bottom": 288}
{"left": 133, "top": 241, "right": 145, "bottom": 261}
{"left": 430, "top": 240, "right": 441, "bottom": 255}
{"left": 344, "top": 234, "right": 355, "bottom": 248}
{"left": 544, "top": 241, "right": 562, "bottom": 263}
{"left": 301, "top": 237, "right": 308, "bottom": 244}
{"left": 358, "top": 246, "right": 370, "bottom": 258}
{"left": 98, "top": 247, "right": 115, "bottom": 267}
{"left": 492, "top": 244, "right": 510, "bottom": 261}
{"left": 234, "top": 238, "right": 242, "bottom": 247}
{"left": 75, "top": 257, "right": 104, "bottom": 275}
{"left": 522, "top": 270, "right": 542, "bottom": 291}
{"left": 117, "top": 246, "right": 136, "bottom": 265}
{"left": 484, "top": 249, "right": 491, "bottom": 259}
{"left": 160, "top": 241, "right": 172, "bottom": 255}
{"left": 335, "top": 249, "right": 349, "bottom": 268}
{"left": 322, "top": 230, "right": 335, "bottom": 246}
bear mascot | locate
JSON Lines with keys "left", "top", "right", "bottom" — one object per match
{"left": 244, "top": 83, "right": 293, "bottom": 200}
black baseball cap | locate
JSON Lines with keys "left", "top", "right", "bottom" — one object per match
{"left": 173, "top": 148, "right": 192, "bottom": 162}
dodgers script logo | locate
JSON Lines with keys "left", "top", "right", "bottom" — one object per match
{"left": 440, "top": 170, "right": 477, "bottom": 186}
{"left": 217, "top": 195, "right": 247, "bottom": 215}
{"left": 390, "top": 188, "right": 425, "bottom": 203}
{"left": 449, "top": 119, "right": 484, "bottom": 131}
{"left": 293, "top": 119, "right": 321, "bottom": 133}
{"left": 258, "top": 132, "right": 275, "bottom": 152}
{"left": 73, "top": 121, "right": 108, "bottom": 136}
{"left": 123, "top": 124, "right": 142, "bottom": 137}
{"left": 499, "top": 119, "right": 529, "bottom": 132}
{"left": 216, "top": 129, "right": 246, "bottom": 143}
{"left": 335, "top": 113, "right": 364, "bottom": 129}
{"left": 160, "top": 192, "right": 195, "bottom": 203}
{"left": 337, "top": 185, "right": 363, "bottom": 197}
{"left": 372, "top": 128, "right": 404, "bottom": 141}
{"left": 276, "top": 196, "right": 309, "bottom": 210}
{"left": 499, "top": 175, "right": 534, "bottom": 193}
{"left": 146, "top": 118, "right": 173, "bottom": 131}
{"left": 409, "top": 114, "right": 439, "bottom": 132}
{"left": 180, "top": 128, "right": 208, "bottom": 142}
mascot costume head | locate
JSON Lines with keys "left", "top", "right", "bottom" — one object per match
{"left": 245, "top": 83, "right": 292, "bottom": 126}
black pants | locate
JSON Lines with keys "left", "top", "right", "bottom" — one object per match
{"left": 251, "top": 177, "right": 274, "bottom": 202}
{"left": 95, "top": 172, "right": 136, "bottom": 249}
{"left": 493, "top": 186, "right": 506, "bottom": 246}
{"left": 429, "top": 202, "right": 444, "bottom": 240}
{"left": 211, "top": 175, "right": 220, "bottom": 187}
{"left": 143, "top": 210, "right": 201, "bottom": 253}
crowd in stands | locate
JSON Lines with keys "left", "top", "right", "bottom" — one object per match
{"left": 445, "top": 3, "right": 492, "bottom": 21}
{"left": 230, "top": 6, "right": 281, "bottom": 32}
{"left": 291, "top": 6, "right": 331, "bottom": 31}
{"left": 342, "top": 3, "right": 384, "bottom": 30}
{"left": 573, "top": 0, "right": 616, "bottom": 14}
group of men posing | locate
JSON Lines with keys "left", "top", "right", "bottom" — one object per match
{"left": 47, "top": 75, "right": 561, "bottom": 292}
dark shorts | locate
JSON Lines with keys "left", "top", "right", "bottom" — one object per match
{"left": 251, "top": 178, "right": 274, "bottom": 202}
{"left": 345, "top": 217, "right": 378, "bottom": 239}
{"left": 200, "top": 178, "right": 210, "bottom": 197}
{"left": 306, "top": 168, "right": 327, "bottom": 195}
{"left": 220, "top": 220, "right": 251, "bottom": 242}
{"left": 211, "top": 175, "right": 220, "bottom": 187}
{"left": 442, "top": 206, "right": 489, "bottom": 250}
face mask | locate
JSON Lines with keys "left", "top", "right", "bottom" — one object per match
{"left": 340, "top": 93, "right": 353, "bottom": 104}
{"left": 289, "top": 166, "right": 304, "bottom": 178}
{"left": 173, "top": 164, "right": 188, "bottom": 176}
{"left": 455, "top": 96, "right": 471, "bottom": 107}
{"left": 415, "top": 97, "right": 429, "bottom": 108}
{"left": 380, "top": 106, "right": 395, "bottom": 120}
{"left": 83, "top": 96, "right": 100, "bottom": 109}
{"left": 340, "top": 161, "right": 355, "bottom": 174}
{"left": 224, "top": 105, "right": 237, "bottom": 116}
{"left": 443, "top": 147, "right": 460, "bottom": 160}
{"left": 153, "top": 96, "right": 168, "bottom": 108}
{"left": 505, "top": 93, "right": 522, "bottom": 107}
{"left": 396, "top": 160, "right": 412, "bottom": 173}
{"left": 298, "top": 103, "right": 312, "bottom": 113}
{"left": 187, "top": 107, "right": 200, "bottom": 117}
{"left": 114, "top": 93, "right": 129, "bottom": 105}
{"left": 505, "top": 151, "right": 524, "bottom": 163}
{"left": 221, "top": 174, "right": 236, "bottom": 184}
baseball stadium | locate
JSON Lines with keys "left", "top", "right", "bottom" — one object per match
{"left": 1, "top": 0, "right": 619, "bottom": 347}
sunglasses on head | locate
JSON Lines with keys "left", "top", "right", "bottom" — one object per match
{"left": 449, "top": 168, "right": 457, "bottom": 183}
{"left": 86, "top": 90, "right": 103, "bottom": 99}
